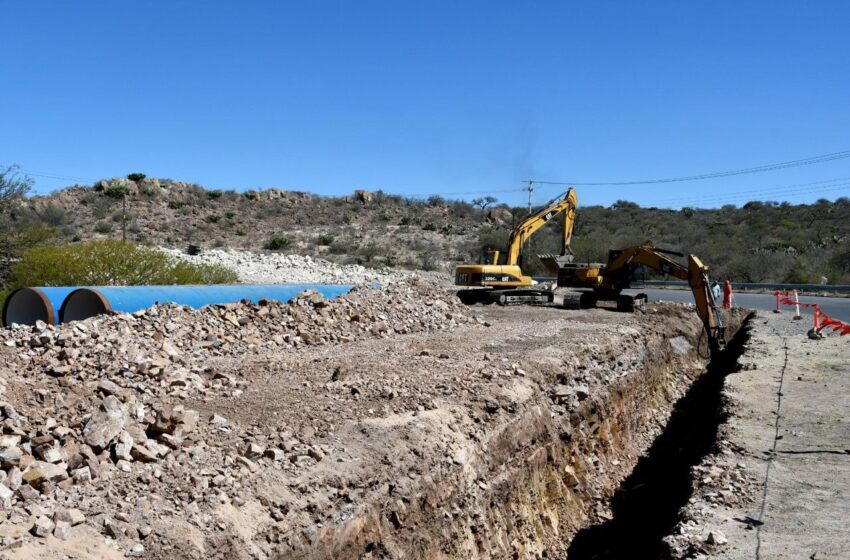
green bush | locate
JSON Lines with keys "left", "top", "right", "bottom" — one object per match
{"left": 206, "top": 214, "right": 221, "bottom": 223}
{"left": 235, "top": 228, "right": 247, "bottom": 236}
{"left": 127, "top": 173, "right": 146, "bottom": 182}
{"left": 94, "top": 222, "right": 113, "bottom": 234}
{"left": 168, "top": 200, "right": 187, "bottom": 210}
{"left": 358, "top": 243, "right": 380, "bottom": 263}
{"left": 318, "top": 234, "right": 335, "bottom": 246}
{"left": 39, "top": 203, "right": 67, "bottom": 227}
{"left": 224, "top": 211, "right": 236, "bottom": 219}
{"left": 8, "top": 240, "right": 237, "bottom": 288}
{"left": 104, "top": 185, "right": 129, "bottom": 199}
{"left": 328, "top": 241, "right": 348, "bottom": 254}
{"left": 207, "top": 190, "right": 223, "bottom": 199}
{"left": 265, "top": 234, "right": 291, "bottom": 250}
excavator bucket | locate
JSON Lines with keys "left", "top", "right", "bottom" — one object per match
{"left": 537, "top": 254, "right": 574, "bottom": 275}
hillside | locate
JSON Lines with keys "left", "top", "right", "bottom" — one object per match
{"left": 8, "top": 176, "right": 850, "bottom": 284}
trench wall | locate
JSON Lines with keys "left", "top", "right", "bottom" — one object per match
{"left": 277, "top": 315, "right": 746, "bottom": 560}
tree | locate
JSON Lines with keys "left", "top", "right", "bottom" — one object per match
{"left": 0, "top": 165, "right": 52, "bottom": 286}
{"left": 0, "top": 165, "right": 32, "bottom": 212}
{"left": 472, "top": 196, "right": 498, "bottom": 211}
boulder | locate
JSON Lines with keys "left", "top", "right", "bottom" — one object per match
{"left": 82, "top": 396, "right": 128, "bottom": 449}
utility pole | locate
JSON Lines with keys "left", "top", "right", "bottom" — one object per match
{"left": 523, "top": 181, "right": 534, "bottom": 269}
{"left": 122, "top": 192, "right": 127, "bottom": 243}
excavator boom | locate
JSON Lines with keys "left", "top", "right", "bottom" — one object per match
{"left": 504, "top": 188, "right": 578, "bottom": 266}
{"left": 598, "top": 245, "right": 726, "bottom": 352}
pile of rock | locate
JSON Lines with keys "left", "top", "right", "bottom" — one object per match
{"left": 163, "top": 247, "right": 412, "bottom": 285}
{"left": 0, "top": 279, "right": 468, "bottom": 552}
{"left": 5, "top": 280, "right": 468, "bottom": 397}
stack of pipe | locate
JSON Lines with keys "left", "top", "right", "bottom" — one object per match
{"left": 2, "top": 284, "right": 354, "bottom": 327}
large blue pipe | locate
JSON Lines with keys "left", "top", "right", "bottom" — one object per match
{"left": 2, "top": 287, "right": 78, "bottom": 327}
{"left": 58, "top": 284, "right": 355, "bottom": 323}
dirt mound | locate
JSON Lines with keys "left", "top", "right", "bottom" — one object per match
{"left": 0, "top": 279, "right": 470, "bottom": 556}
{"left": 0, "top": 288, "right": 736, "bottom": 559}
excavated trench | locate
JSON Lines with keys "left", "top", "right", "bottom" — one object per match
{"left": 272, "top": 309, "right": 751, "bottom": 560}
{"left": 567, "top": 316, "right": 751, "bottom": 559}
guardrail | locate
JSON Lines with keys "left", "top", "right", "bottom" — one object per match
{"left": 642, "top": 281, "right": 850, "bottom": 293}
{"left": 532, "top": 277, "right": 850, "bottom": 293}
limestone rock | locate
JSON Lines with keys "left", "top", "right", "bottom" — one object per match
{"left": 83, "top": 396, "right": 128, "bottom": 449}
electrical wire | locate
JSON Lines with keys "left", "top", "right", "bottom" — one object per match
{"left": 0, "top": 165, "right": 98, "bottom": 183}
{"left": 640, "top": 182, "right": 850, "bottom": 208}
{"left": 528, "top": 149, "right": 850, "bottom": 186}
{"left": 635, "top": 176, "right": 850, "bottom": 205}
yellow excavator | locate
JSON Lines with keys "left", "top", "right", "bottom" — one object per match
{"left": 558, "top": 245, "right": 726, "bottom": 351}
{"left": 454, "top": 188, "right": 578, "bottom": 305}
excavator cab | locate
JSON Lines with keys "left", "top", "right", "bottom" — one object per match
{"left": 480, "top": 247, "right": 504, "bottom": 266}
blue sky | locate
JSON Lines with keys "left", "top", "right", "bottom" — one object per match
{"left": 2, "top": 1, "right": 849, "bottom": 208}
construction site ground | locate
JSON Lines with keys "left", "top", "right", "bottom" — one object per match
{"left": 667, "top": 311, "right": 850, "bottom": 560}
{"left": 0, "top": 279, "right": 847, "bottom": 559}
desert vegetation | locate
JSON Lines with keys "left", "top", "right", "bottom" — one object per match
{"left": 2, "top": 169, "right": 849, "bottom": 295}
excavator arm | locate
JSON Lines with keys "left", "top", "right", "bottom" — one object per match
{"left": 601, "top": 245, "right": 726, "bottom": 352}
{"left": 504, "top": 188, "right": 578, "bottom": 266}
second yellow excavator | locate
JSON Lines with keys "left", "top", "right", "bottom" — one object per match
{"left": 558, "top": 245, "right": 727, "bottom": 352}
{"left": 454, "top": 188, "right": 578, "bottom": 305}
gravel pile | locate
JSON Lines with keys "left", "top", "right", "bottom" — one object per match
{"left": 0, "top": 279, "right": 469, "bottom": 554}
{"left": 163, "top": 248, "right": 412, "bottom": 285}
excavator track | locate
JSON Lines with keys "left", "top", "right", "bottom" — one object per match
{"left": 457, "top": 289, "right": 553, "bottom": 306}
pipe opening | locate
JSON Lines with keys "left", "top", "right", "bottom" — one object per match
{"left": 2, "top": 288, "right": 54, "bottom": 327}
{"left": 60, "top": 289, "right": 110, "bottom": 323}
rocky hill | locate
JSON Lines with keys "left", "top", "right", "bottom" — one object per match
{"left": 18, "top": 178, "right": 500, "bottom": 273}
{"left": 11, "top": 176, "right": 850, "bottom": 284}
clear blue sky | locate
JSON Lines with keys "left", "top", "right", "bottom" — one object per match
{"left": 2, "top": 1, "right": 849, "bottom": 208}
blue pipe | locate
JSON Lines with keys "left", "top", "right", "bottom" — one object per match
{"left": 2, "top": 287, "right": 78, "bottom": 327}
{"left": 59, "top": 284, "right": 355, "bottom": 323}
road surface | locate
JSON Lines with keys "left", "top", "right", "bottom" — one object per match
{"left": 624, "top": 288, "right": 850, "bottom": 324}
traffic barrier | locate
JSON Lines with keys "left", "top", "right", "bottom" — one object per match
{"left": 816, "top": 309, "right": 850, "bottom": 336}
{"left": 793, "top": 289, "right": 803, "bottom": 320}
{"left": 775, "top": 290, "right": 850, "bottom": 338}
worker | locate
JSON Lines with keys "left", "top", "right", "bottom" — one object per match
{"left": 711, "top": 281, "right": 721, "bottom": 301}
{"left": 723, "top": 278, "right": 733, "bottom": 309}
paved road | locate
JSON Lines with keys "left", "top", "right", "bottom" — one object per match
{"left": 622, "top": 288, "right": 850, "bottom": 324}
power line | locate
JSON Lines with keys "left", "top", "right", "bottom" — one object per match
{"left": 0, "top": 165, "right": 98, "bottom": 183}
{"left": 638, "top": 176, "right": 850, "bottom": 206}
{"left": 401, "top": 187, "right": 526, "bottom": 197}
{"left": 647, "top": 185, "right": 850, "bottom": 208}
{"left": 528, "top": 149, "right": 850, "bottom": 186}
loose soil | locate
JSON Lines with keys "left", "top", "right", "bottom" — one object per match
{"left": 0, "top": 284, "right": 748, "bottom": 559}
